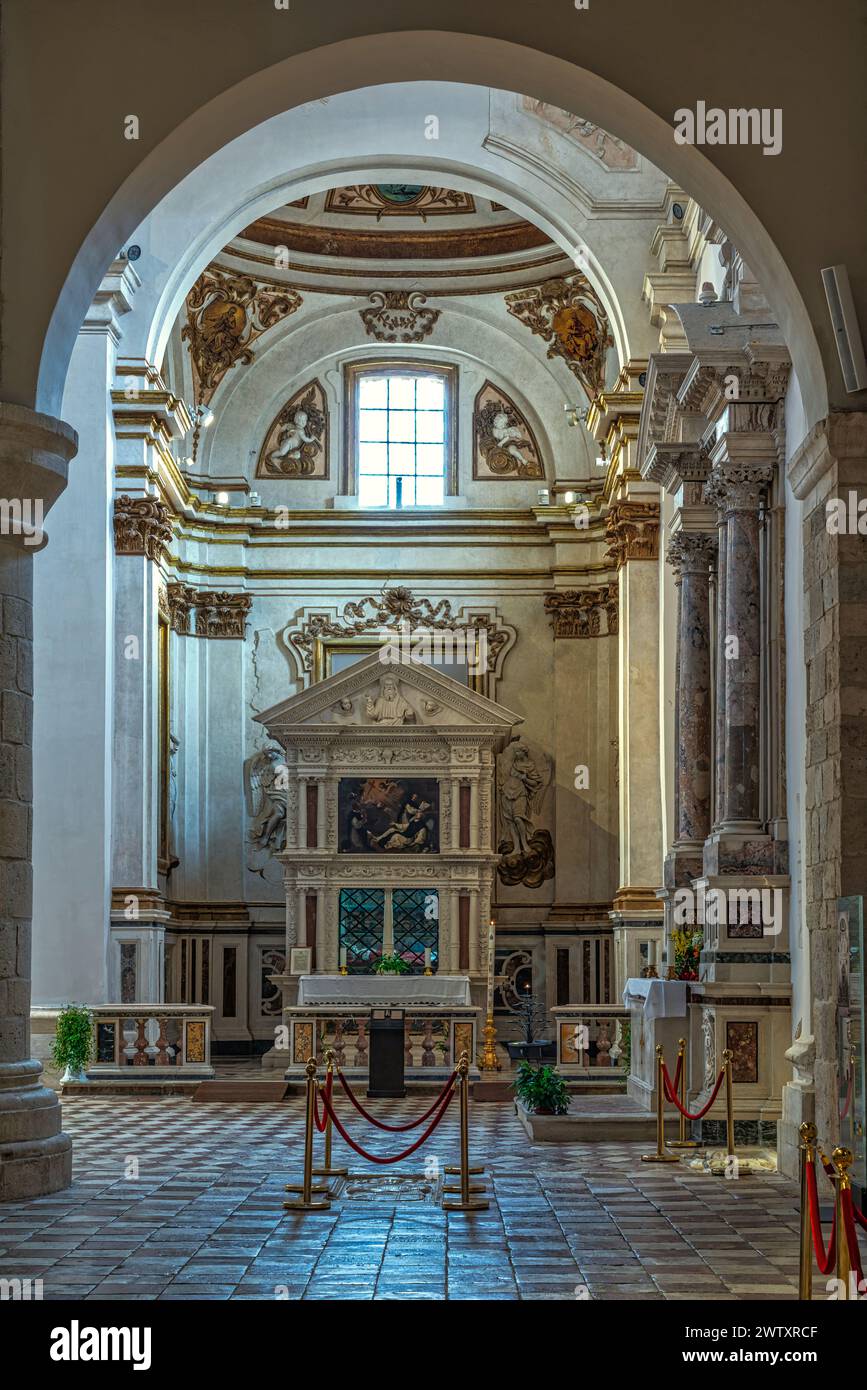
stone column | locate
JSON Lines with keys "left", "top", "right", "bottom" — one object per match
{"left": 666, "top": 533, "right": 717, "bottom": 844}
{"left": 712, "top": 464, "right": 774, "bottom": 829}
{"left": 0, "top": 403, "right": 77, "bottom": 1199}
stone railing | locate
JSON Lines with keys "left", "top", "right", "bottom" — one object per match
{"left": 87, "top": 1005, "right": 215, "bottom": 1078}
{"left": 551, "top": 1005, "right": 630, "bottom": 1077}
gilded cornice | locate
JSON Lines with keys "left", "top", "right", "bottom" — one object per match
{"left": 166, "top": 581, "right": 252, "bottom": 639}
{"left": 113, "top": 494, "right": 174, "bottom": 563}
{"left": 543, "top": 584, "right": 618, "bottom": 638}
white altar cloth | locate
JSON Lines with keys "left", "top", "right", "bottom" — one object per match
{"left": 297, "top": 974, "right": 472, "bottom": 1007}
{"left": 621, "top": 977, "right": 688, "bottom": 1022}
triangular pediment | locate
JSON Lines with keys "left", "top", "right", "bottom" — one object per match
{"left": 254, "top": 650, "right": 523, "bottom": 736}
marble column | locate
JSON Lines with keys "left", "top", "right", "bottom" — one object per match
{"left": 713, "top": 465, "right": 773, "bottom": 829}
{"left": 666, "top": 532, "right": 716, "bottom": 844}
{"left": 0, "top": 403, "right": 77, "bottom": 1199}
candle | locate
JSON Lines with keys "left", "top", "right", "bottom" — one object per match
{"left": 424, "top": 947, "right": 431, "bottom": 970}
{"left": 339, "top": 946, "right": 347, "bottom": 969}
{"left": 486, "top": 919, "right": 496, "bottom": 1014}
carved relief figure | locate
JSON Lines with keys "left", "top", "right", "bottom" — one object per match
{"left": 496, "top": 740, "right": 555, "bottom": 888}
{"left": 256, "top": 379, "right": 328, "bottom": 479}
{"left": 183, "top": 267, "right": 302, "bottom": 405}
{"left": 474, "top": 382, "right": 544, "bottom": 480}
{"left": 244, "top": 746, "right": 288, "bottom": 876}
{"left": 505, "top": 274, "right": 613, "bottom": 403}
{"left": 365, "top": 675, "right": 415, "bottom": 725}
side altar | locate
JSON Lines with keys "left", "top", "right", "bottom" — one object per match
{"left": 254, "top": 650, "right": 521, "bottom": 1080}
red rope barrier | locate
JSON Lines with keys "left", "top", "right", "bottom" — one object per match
{"left": 842, "top": 1188, "right": 865, "bottom": 1284}
{"left": 806, "top": 1158, "right": 837, "bottom": 1275}
{"left": 313, "top": 1069, "right": 333, "bottom": 1134}
{"left": 662, "top": 1062, "right": 725, "bottom": 1120}
{"left": 319, "top": 1079, "right": 455, "bottom": 1164}
{"left": 671, "top": 1050, "right": 683, "bottom": 1095}
{"left": 336, "top": 1066, "right": 458, "bottom": 1131}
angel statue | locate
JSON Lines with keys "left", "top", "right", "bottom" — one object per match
{"left": 477, "top": 399, "right": 541, "bottom": 478}
{"left": 496, "top": 739, "right": 555, "bottom": 888}
{"left": 265, "top": 386, "right": 326, "bottom": 477}
{"left": 244, "top": 746, "right": 288, "bottom": 874}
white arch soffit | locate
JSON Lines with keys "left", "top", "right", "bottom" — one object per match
{"left": 38, "top": 33, "right": 827, "bottom": 425}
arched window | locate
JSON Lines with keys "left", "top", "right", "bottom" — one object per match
{"left": 345, "top": 360, "right": 457, "bottom": 506}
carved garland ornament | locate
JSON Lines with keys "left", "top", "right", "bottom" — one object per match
{"left": 543, "top": 585, "right": 619, "bottom": 638}
{"left": 604, "top": 501, "right": 660, "bottom": 569}
{"left": 505, "top": 274, "right": 613, "bottom": 403}
{"left": 113, "top": 495, "right": 174, "bottom": 563}
{"left": 182, "top": 266, "right": 303, "bottom": 405}
{"left": 166, "top": 582, "right": 252, "bottom": 639}
{"left": 283, "top": 586, "right": 515, "bottom": 684}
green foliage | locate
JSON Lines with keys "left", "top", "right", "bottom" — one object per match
{"left": 512, "top": 1060, "right": 570, "bottom": 1115}
{"left": 50, "top": 1004, "right": 94, "bottom": 1071}
{"left": 372, "top": 953, "right": 410, "bottom": 975}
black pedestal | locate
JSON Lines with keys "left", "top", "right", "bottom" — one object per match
{"left": 367, "top": 1011, "right": 406, "bottom": 1098}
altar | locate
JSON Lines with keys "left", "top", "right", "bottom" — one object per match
{"left": 254, "top": 649, "right": 520, "bottom": 1083}
{"left": 284, "top": 974, "right": 480, "bottom": 1082}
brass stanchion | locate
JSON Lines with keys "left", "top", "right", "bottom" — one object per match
{"left": 641, "top": 1044, "right": 679, "bottom": 1163}
{"left": 668, "top": 1037, "right": 699, "bottom": 1150}
{"left": 833, "top": 1145, "right": 854, "bottom": 1299}
{"left": 723, "top": 1047, "right": 735, "bottom": 1158}
{"left": 284, "top": 1058, "right": 332, "bottom": 1212}
{"left": 798, "top": 1122, "right": 817, "bottom": 1301}
{"left": 313, "top": 1048, "right": 348, "bottom": 1185}
{"left": 443, "top": 1052, "right": 489, "bottom": 1210}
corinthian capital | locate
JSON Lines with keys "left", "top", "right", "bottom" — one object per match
{"left": 113, "top": 494, "right": 174, "bottom": 562}
{"left": 703, "top": 463, "right": 774, "bottom": 514}
{"left": 666, "top": 531, "right": 717, "bottom": 580}
{"left": 604, "top": 500, "right": 660, "bottom": 568}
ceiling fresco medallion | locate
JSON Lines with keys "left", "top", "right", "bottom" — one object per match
{"left": 256, "top": 379, "right": 329, "bottom": 480}
{"left": 182, "top": 267, "right": 302, "bottom": 405}
{"left": 505, "top": 274, "right": 613, "bottom": 402}
{"left": 325, "top": 185, "right": 475, "bottom": 218}
{"left": 473, "top": 381, "right": 544, "bottom": 480}
{"left": 360, "top": 290, "right": 441, "bottom": 343}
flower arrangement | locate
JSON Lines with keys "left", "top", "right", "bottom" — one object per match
{"left": 671, "top": 928, "right": 703, "bottom": 981}
{"left": 372, "top": 953, "right": 410, "bottom": 975}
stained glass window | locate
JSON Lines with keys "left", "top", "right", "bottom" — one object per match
{"left": 339, "top": 888, "right": 385, "bottom": 974}
{"left": 392, "top": 888, "right": 439, "bottom": 974}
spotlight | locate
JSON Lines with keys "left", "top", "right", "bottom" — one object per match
{"left": 216, "top": 491, "right": 230, "bottom": 506}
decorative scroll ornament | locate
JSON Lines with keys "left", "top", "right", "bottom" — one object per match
{"left": 182, "top": 267, "right": 302, "bottom": 404}
{"left": 166, "top": 582, "right": 252, "bottom": 639}
{"left": 474, "top": 381, "right": 544, "bottom": 480}
{"left": 325, "top": 185, "right": 474, "bottom": 217}
{"left": 504, "top": 274, "right": 613, "bottom": 402}
{"left": 256, "top": 379, "right": 328, "bottom": 479}
{"left": 543, "top": 585, "right": 618, "bottom": 638}
{"left": 604, "top": 500, "right": 660, "bottom": 569}
{"left": 113, "top": 494, "right": 174, "bottom": 563}
{"left": 496, "top": 740, "right": 555, "bottom": 889}
{"left": 283, "top": 586, "right": 515, "bottom": 683}
{"left": 360, "top": 290, "right": 440, "bottom": 344}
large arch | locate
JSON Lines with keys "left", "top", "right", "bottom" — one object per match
{"left": 37, "top": 33, "right": 827, "bottom": 424}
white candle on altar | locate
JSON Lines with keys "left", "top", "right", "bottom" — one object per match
{"left": 424, "top": 947, "right": 431, "bottom": 970}
{"left": 339, "top": 946, "right": 347, "bottom": 969}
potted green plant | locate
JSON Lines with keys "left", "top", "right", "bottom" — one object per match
{"left": 512, "top": 1060, "right": 570, "bottom": 1115}
{"left": 372, "top": 953, "right": 409, "bottom": 975}
{"left": 51, "top": 1004, "right": 94, "bottom": 1083}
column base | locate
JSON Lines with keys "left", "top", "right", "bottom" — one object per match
{"left": 0, "top": 1059, "right": 72, "bottom": 1200}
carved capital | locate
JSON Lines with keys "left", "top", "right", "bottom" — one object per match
{"left": 543, "top": 584, "right": 618, "bottom": 638}
{"left": 166, "top": 581, "right": 251, "bottom": 638}
{"left": 704, "top": 463, "right": 775, "bottom": 514}
{"left": 113, "top": 494, "right": 173, "bottom": 563}
{"left": 604, "top": 500, "right": 660, "bottom": 568}
{"left": 665, "top": 531, "right": 717, "bottom": 580}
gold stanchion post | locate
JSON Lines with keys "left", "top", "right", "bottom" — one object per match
{"left": 668, "top": 1037, "right": 699, "bottom": 1150}
{"left": 798, "top": 1122, "right": 817, "bottom": 1301}
{"left": 313, "top": 1048, "right": 348, "bottom": 1184}
{"left": 833, "top": 1145, "right": 854, "bottom": 1299}
{"left": 443, "top": 1052, "right": 489, "bottom": 1210}
{"left": 284, "top": 1058, "right": 332, "bottom": 1212}
{"left": 480, "top": 918, "right": 500, "bottom": 1071}
{"left": 641, "top": 1044, "right": 679, "bottom": 1163}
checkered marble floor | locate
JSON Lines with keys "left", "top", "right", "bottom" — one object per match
{"left": 0, "top": 1094, "right": 804, "bottom": 1301}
